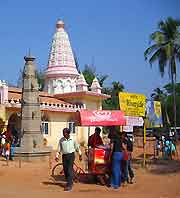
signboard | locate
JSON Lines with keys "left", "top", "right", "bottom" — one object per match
{"left": 146, "top": 100, "right": 163, "bottom": 128}
{"left": 119, "top": 92, "right": 146, "bottom": 117}
{"left": 125, "top": 116, "right": 144, "bottom": 126}
{"left": 78, "top": 110, "right": 126, "bottom": 126}
{"left": 123, "top": 125, "right": 133, "bottom": 132}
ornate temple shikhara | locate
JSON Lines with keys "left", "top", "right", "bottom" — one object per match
{"left": 44, "top": 20, "right": 102, "bottom": 95}
{"left": 45, "top": 20, "right": 80, "bottom": 94}
{"left": 0, "top": 20, "right": 109, "bottom": 150}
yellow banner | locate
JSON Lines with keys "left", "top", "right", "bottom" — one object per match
{"left": 119, "top": 92, "right": 146, "bottom": 117}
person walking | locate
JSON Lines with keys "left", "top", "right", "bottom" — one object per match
{"left": 122, "top": 132, "right": 134, "bottom": 184}
{"left": 109, "top": 130, "right": 124, "bottom": 189}
{"left": 55, "top": 128, "right": 82, "bottom": 192}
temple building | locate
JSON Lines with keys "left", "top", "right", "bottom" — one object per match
{"left": 0, "top": 20, "right": 109, "bottom": 148}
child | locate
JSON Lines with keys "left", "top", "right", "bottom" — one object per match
{"left": 5, "top": 141, "right": 10, "bottom": 160}
{"left": 1, "top": 135, "right": 6, "bottom": 157}
{"left": 170, "top": 141, "right": 177, "bottom": 160}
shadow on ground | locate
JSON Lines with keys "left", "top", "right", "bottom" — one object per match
{"left": 148, "top": 159, "right": 180, "bottom": 174}
{"left": 132, "top": 156, "right": 180, "bottom": 174}
{"left": 48, "top": 173, "right": 109, "bottom": 187}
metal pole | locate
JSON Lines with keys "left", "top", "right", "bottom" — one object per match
{"left": 87, "top": 126, "right": 90, "bottom": 172}
{"left": 143, "top": 123, "right": 146, "bottom": 167}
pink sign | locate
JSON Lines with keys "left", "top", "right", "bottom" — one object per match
{"left": 79, "top": 110, "right": 126, "bottom": 126}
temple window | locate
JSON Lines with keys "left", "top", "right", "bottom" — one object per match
{"left": 41, "top": 113, "right": 50, "bottom": 135}
{"left": 41, "top": 122, "right": 49, "bottom": 135}
{"left": 68, "top": 122, "right": 75, "bottom": 134}
{"left": 66, "top": 80, "right": 72, "bottom": 92}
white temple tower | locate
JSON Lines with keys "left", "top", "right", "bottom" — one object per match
{"left": 91, "top": 77, "right": 102, "bottom": 94}
{"left": 44, "top": 20, "right": 80, "bottom": 94}
{"left": 76, "top": 73, "right": 88, "bottom": 92}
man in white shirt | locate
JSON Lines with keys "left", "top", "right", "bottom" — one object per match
{"left": 55, "top": 128, "right": 82, "bottom": 191}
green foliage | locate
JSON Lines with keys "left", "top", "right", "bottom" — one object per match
{"left": 163, "top": 83, "right": 180, "bottom": 95}
{"left": 82, "top": 64, "right": 96, "bottom": 88}
{"left": 35, "top": 70, "right": 45, "bottom": 91}
{"left": 151, "top": 83, "right": 180, "bottom": 127}
{"left": 165, "top": 94, "right": 180, "bottom": 126}
{"left": 82, "top": 65, "right": 125, "bottom": 110}
{"left": 145, "top": 17, "right": 180, "bottom": 129}
{"left": 164, "top": 83, "right": 180, "bottom": 126}
{"left": 103, "top": 81, "right": 124, "bottom": 110}
{"left": 82, "top": 64, "right": 108, "bottom": 88}
{"left": 144, "top": 17, "right": 180, "bottom": 77}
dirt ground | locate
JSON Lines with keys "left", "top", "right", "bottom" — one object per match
{"left": 0, "top": 142, "right": 180, "bottom": 198}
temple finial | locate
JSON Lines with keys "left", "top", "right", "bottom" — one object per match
{"left": 28, "top": 48, "right": 31, "bottom": 57}
{"left": 56, "top": 20, "right": 65, "bottom": 29}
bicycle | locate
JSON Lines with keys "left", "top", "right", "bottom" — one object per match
{"left": 51, "top": 162, "right": 85, "bottom": 182}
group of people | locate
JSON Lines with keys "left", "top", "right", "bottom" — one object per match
{"left": 88, "top": 127, "right": 134, "bottom": 189}
{"left": 0, "top": 126, "right": 17, "bottom": 160}
{"left": 155, "top": 135, "right": 178, "bottom": 160}
{"left": 55, "top": 127, "right": 134, "bottom": 191}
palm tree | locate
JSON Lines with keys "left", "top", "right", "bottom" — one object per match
{"left": 103, "top": 81, "right": 124, "bottom": 110}
{"left": 144, "top": 17, "right": 180, "bottom": 133}
{"left": 82, "top": 64, "right": 108, "bottom": 88}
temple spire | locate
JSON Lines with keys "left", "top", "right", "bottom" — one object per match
{"left": 45, "top": 20, "right": 79, "bottom": 76}
{"left": 56, "top": 20, "right": 65, "bottom": 29}
{"left": 44, "top": 20, "right": 80, "bottom": 94}
{"left": 91, "top": 77, "right": 102, "bottom": 94}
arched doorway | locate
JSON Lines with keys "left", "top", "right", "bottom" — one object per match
{"left": 0, "top": 118, "right": 5, "bottom": 133}
{"left": 8, "top": 113, "right": 21, "bottom": 139}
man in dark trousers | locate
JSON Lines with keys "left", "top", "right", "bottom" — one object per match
{"left": 55, "top": 128, "right": 82, "bottom": 191}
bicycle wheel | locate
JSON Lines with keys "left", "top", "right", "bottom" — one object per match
{"left": 73, "top": 163, "right": 86, "bottom": 182}
{"left": 52, "top": 163, "right": 64, "bottom": 178}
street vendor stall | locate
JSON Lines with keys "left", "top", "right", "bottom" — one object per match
{"left": 77, "top": 110, "right": 126, "bottom": 175}
{"left": 52, "top": 110, "right": 126, "bottom": 184}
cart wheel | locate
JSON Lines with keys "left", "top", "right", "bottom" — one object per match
{"left": 98, "top": 175, "right": 106, "bottom": 185}
{"left": 51, "top": 163, "right": 64, "bottom": 178}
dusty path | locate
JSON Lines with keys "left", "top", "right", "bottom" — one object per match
{"left": 0, "top": 142, "right": 180, "bottom": 198}
{"left": 0, "top": 156, "right": 180, "bottom": 198}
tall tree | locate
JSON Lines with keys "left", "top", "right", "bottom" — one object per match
{"left": 82, "top": 64, "right": 108, "bottom": 88}
{"left": 163, "top": 83, "right": 180, "bottom": 126}
{"left": 144, "top": 17, "right": 180, "bottom": 132}
{"left": 103, "top": 81, "right": 124, "bottom": 110}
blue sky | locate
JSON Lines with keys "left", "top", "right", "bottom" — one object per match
{"left": 0, "top": 0, "right": 179, "bottom": 97}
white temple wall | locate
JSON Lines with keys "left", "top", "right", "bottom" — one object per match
{"left": 45, "top": 77, "right": 78, "bottom": 94}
